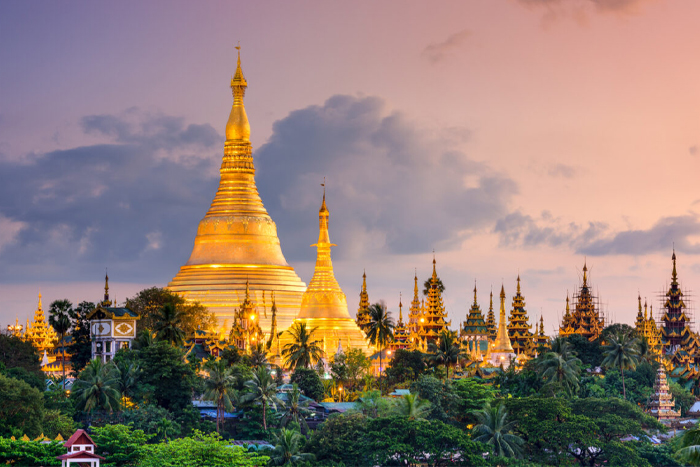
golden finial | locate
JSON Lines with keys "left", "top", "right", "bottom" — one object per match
{"left": 473, "top": 280, "right": 477, "bottom": 305}
{"left": 644, "top": 299, "right": 648, "bottom": 320}
{"left": 672, "top": 248, "right": 678, "bottom": 282}
{"left": 319, "top": 178, "right": 328, "bottom": 214}
{"left": 582, "top": 260, "right": 588, "bottom": 286}
{"left": 226, "top": 42, "right": 250, "bottom": 141}
{"left": 399, "top": 293, "right": 403, "bottom": 323}
{"left": 516, "top": 274, "right": 521, "bottom": 294}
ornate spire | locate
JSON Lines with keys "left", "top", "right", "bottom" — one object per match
{"left": 516, "top": 274, "right": 521, "bottom": 294}
{"left": 398, "top": 293, "right": 404, "bottom": 325}
{"left": 672, "top": 249, "right": 678, "bottom": 284}
{"left": 226, "top": 44, "right": 250, "bottom": 141}
{"left": 356, "top": 269, "right": 371, "bottom": 330}
{"left": 431, "top": 255, "right": 438, "bottom": 282}
{"left": 493, "top": 284, "right": 514, "bottom": 352}
{"left": 582, "top": 261, "right": 588, "bottom": 286}
{"left": 473, "top": 281, "right": 478, "bottom": 305}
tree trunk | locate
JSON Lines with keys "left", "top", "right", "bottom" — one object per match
{"left": 379, "top": 347, "right": 383, "bottom": 394}
{"left": 621, "top": 365, "right": 626, "bottom": 400}
{"left": 263, "top": 400, "right": 267, "bottom": 431}
{"left": 61, "top": 332, "right": 66, "bottom": 390}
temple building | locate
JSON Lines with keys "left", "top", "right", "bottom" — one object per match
{"left": 389, "top": 295, "right": 412, "bottom": 352}
{"left": 659, "top": 251, "right": 700, "bottom": 367}
{"left": 487, "top": 285, "right": 516, "bottom": 368}
{"left": 167, "top": 48, "right": 306, "bottom": 334}
{"left": 462, "top": 284, "right": 488, "bottom": 360}
{"left": 356, "top": 272, "right": 371, "bottom": 332}
{"left": 485, "top": 290, "right": 497, "bottom": 342}
{"left": 648, "top": 365, "right": 680, "bottom": 420}
{"left": 559, "top": 263, "right": 604, "bottom": 342}
{"left": 535, "top": 315, "right": 548, "bottom": 347}
{"left": 635, "top": 295, "right": 662, "bottom": 358}
{"left": 24, "top": 294, "right": 58, "bottom": 353}
{"left": 507, "top": 276, "right": 534, "bottom": 356}
{"left": 419, "top": 258, "right": 451, "bottom": 345}
{"left": 283, "top": 189, "right": 370, "bottom": 357}
{"left": 407, "top": 273, "right": 425, "bottom": 350}
{"left": 227, "top": 280, "right": 265, "bottom": 351}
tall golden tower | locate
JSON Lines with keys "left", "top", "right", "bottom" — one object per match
{"left": 487, "top": 285, "right": 515, "bottom": 367}
{"left": 284, "top": 188, "right": 370, "bottom": 357}
{"left": 168, "top": 48, "right": 306, "bottom": 333}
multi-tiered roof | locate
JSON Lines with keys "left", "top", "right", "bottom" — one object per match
{"left": 507, "top": 276, "right": 534, "bottom": 355}
{"left": 569, "top": 263, "right": 604, "bottom": 341}
{"left": 635, "top": 295, "right": 662, "bottom": 358}
{"left": 485, "top": 290, "right": 497, "bottom": 341}
{"left": 356, "top": 272, "right": 371, "bottom": 332}
{"left": 390, "top": 295, "right": 412, "bottom": 352}
{"left": 24, "top": 294, "right": 58, "bottom": 352}
{"left": 535, "top": 315, "right": 548, "bottom": 347}
{"left": 559, "top": 293, "right": 576, "bottom": 337}
{"left": 419, "top": 258, "right": 451, "bottom": 345}
{"left": 648, "top": 365, "right": 680, "bottom": 420}
{"left": 462, "top": 284, "right": 489, "bottom": 359}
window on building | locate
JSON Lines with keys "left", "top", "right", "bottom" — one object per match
{"left": 106, "top": 341, "right": 112, "bottom": 353}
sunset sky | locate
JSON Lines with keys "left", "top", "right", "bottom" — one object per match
{"left": 1, "top": 0, "right": 699, "bottom": 333}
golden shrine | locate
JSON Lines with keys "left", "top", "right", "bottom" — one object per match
{"left": 507, "top": 276, "right": 534, "bottom": 355}
{"left": 535, "top": 315, "right": 548, "bottom": 347}
{"left": 635, "top": 295, "right": 662, "bottom": 357}
{"left": 487, "top": 285, "right": 516, "bottom": 367}
{"left": 167, "top": 48, "right": 306, "bottom": 335}
{"left": 283, "top": 189, "right": 370, "bottom": 357}
{"left": 558, "top": 263, "right": 604, "bottom": 341}
{"left": 24, "top": 294, "right": 58, "bottom": 353}
{"left": 355, "top": 271, "right": 371, "bottom": 332}
{"left": 417, "top": 259, "right": 451, "bottom": 345}
{"left": 388, "top": 294, "right": 411, "bottom": 352}
{"left": 461, "top": 284, "right": 488, "bottom": 360}
{"left": 648, "top": 365, "right": 680, "bottom": 420}
{"left": 485, "top": 290, "right": 497, "bottom": 341}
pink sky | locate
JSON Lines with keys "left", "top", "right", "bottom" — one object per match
{"left": 1, "top": 0, "right": 699, "bottom": 334}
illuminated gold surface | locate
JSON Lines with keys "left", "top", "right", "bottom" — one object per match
{"left": 168, "top": 49, "right": 306, "bottom": 333}
{"left": 282, "top": 191, "right": 370, "bottom": 356}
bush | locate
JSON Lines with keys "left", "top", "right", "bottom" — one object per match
{"left": 92, "top": 424, "right": 152, "bottom": 467}
{"left": 0, "top": 373, "right": 45, "bottom": 438}
{"left": 0, "top": 438, "right": 64, "bottom": 466}
{"left": 291, "top": 368, "right": 324, "bottom": 401}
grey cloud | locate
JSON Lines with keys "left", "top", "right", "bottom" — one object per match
{"left": 494, "top": 210, "right": 607, "bottom": 249}
{"left": 548, "top": 163, "right": 577, "bottom": 179}
{"left": 690, "top": 145, "right": 698, "bottom": 156}
{"left": 580, "top": 215, "right": 700, "bottom": 256}
{"left": 0, "top": 110, "right": 220, "bottom": 282}
{"left": 256, "top": 95, "right": 517, "bottom": 261}
{"left": 516, "top": 0, "right": 654, "bottom": 23}
{"left": 422, "top": 29, "right": 472, "bottom": 64}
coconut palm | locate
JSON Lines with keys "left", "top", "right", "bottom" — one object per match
{"left": 48, "top": 299, "right": 73, "bottom": 389}
{"left": 203, "top": 359, "right": 237, "bottom": 432}
{"left": 72, "top": 358, "right": 121, "bottom": 413}
{"left": 269, "top": 428, "right": 315, "bottom": 465}
{"left": 241, "top": 366, "right": 283, "bottom": 431}
{"left": 153, "top": 303, "right": 185, "bottom": 346}
{"left": 393, "top": 393, "right": 430, "bottom": 420}
{"left": 678, "top": 426, "right": 700, "bottom": 466}
{"left": 365, "top": 303, "right": 394, "bottom": 384}
{"left": 602, "top": 332, "right": 641, "bottom": 400}
{"left": 115, "top": 360, "right": 139, "bottom": 400}
{"left": 249, "top": 342, "right": 269, "bottom": 370}
{"left": 537, "top": 343, "right": 582, "bottom": 396}
{"left": 428, "top": 329, "right": 463, "bottom": 381}
{"left": 472, "top": 402, "right": 524, "bottom": 458}
{"left": 279, "top": 383, "right": 313, "bottom": 433}
{"left": 282, "top": 322, "right": 324, "bottom": 370}
{"left": 548, "top": 337, "right": 575, "bottom": 360}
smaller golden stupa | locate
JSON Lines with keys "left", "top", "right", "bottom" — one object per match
{"left": 487, "top": 285, "right": 515, "bottom": 368}
{"left": 24, "top": 294, "right": 58, "bottom": 353}
{"left": 282, "top": 187, "right": 370, "bottom": 358}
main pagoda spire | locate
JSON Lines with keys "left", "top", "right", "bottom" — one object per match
{"left": 488, "top": 285, "right": 515, "bottom": 367}
{"left": 168, "top": 46, "right": 307, "bottom": 334}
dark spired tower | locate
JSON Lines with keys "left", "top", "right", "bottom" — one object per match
{"left": 660, "top": 250, "right": 693, "bottom": 352}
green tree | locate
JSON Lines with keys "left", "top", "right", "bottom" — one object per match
{"left": 153, "top": 303, "right": 186, "bottom": 346}
{"left": 601, "top": 332, "right": 640, "bottom": 400}
{"left": 428, "top": 329, "right": 463, "bottom": 381}
{"left": 452, "top": 377, "right": 495, "bottom": 425}
{"left": 290, "top": 367, "right": 324, "bottom": 401}
{"left": 472, "top": 402, "right": 524, "bottom": 458}
{"left": 678, "top": 425, "right": 700, "bottom": 466}
{"left": 0, "top": 439, "right": 64, "bottom": 466}
{"left": 670, "top": 381, "right": 696, "bottom": 416}
{"left": 0, "top": 374, "right": 45, "bottom": 438}
{"left": 41, "top": 409, "right": 76, "bottom": 439}
{"left": 305, "top": 412, "right": 368, "bottom": 465}
{"left": 410, "top": 374, "right": 458, "bottom": 423}
{"left": 126, "top": 287, "right": 216, "bottom": 336}
{"left": 385, "top": 349, "right": 426, "bottom": 386}
{"left": 563, "top": 333, "right": 604, "bottom": 368}
{"left": 537, "top": 340, "right": 581, "bottom": 396}
{"left": 354, "top": 389, "right": 392, "bottom": 418}
{"left": 72, "top": 358, "right": 122, "bottom": 413}
{"left": 241, "top": 366, "right": 283, "bottom": 431}
{"left": 0, "top": 334, "right": 43, "bottom": 377}
{"left": 365, "top": 303, "right": 394, "bottom": 383}
{"left": 423, "top": 277, "right": 445, "bottom": 296}
{"left": 202, "top": 359, "right": 236, "bottom": 433}
{"left": 393, "top": 393, "right": 430, "bottom": 420}
{"left": 330, "top": 347, "right": 370, "bottom": 392}
{"left": 282, "top": 322, "right": 324, "bottom": 370}
{"left": 115, "top": 360, "right": 139, "bottom": 401}
{"left": 48, "top": 299, "right": 73, "bottom": 387}
{"left": 92, "top": 423, "right": 153, "bottom": 467}
{"left": 68, "top": 301, "right": 96, "bottom": 375}
{"left": 136, "top": 341, "right": 197, "bottom": 411}
{"left": 249, "top": 342, "right": 269, "bottom": 369}
{"left": 269, "top": 427, "right": 315, "bottom": 465}
{"left": 279, "top": 384, "right": 312, "bottom": 433}
{"left": 137, "top": 430, "right": 268, "bottom": 467}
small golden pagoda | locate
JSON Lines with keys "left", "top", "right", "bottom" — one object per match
{"left": 648, "top": 365, "right": 680, "bottom": 420}
{"left": 535, "top": 315, "right": 548, "bottom": 347}
{"left": 167, "top": 47, "right": 306, "bottom": 334}
{"left": 485, "top": 289, "right": 497, "bottom": 341}
{"left": 284, "top": 188, "right": 370, "bottom": 357}
{"left": 24, "top": 294, "right": 58, "bottom": 353}
{"left": 560, "top": 263, "right": 604, "bottom": 342}
{"left": 507, "top": 276, "right": 534, "bottom": 356}
{"left": 356, "top": 271, "right": 371, "bottom": 332}
{"left": 559, "top": 293, "right": 576, "bottom": 337}
{"left": 635, "top": 296, "right": 662, "bottom": 358}
{"left": 419, "top": 258, "right": 451, "bottom": 345}
{"left": 407, "top": 273, "right": 426, "bottom": 351}
{"left": 462, "top": 283, "right": 488, "bottom": 360}
{"left": 487, "top": 285, "right": 516, "bottom": 368}
{"left": 389, "top": 294, "right": 412, "bottom": 352}
{"left": 228, "top": 280, "right": 265, "bottom": 351}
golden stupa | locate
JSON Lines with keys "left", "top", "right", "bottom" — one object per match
{"left": 283, "top": 188, "right": 370, "bottom": 357}
{"left": 487, "top": 285, "right": 516, "bottom": 368}
{"left": 167, "top": 48, "right": 306, "bottom": 333}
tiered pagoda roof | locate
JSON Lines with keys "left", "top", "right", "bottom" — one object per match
{"left": 418, "top": 258, "right": 451, "bottom": 345}
{"left": 648, "top": 365, "right": 680, "bottom": 420}
{"left": 356, "top": 271, "right": 371, "bottom": 332}
{"left": 559, "top": 293, "right": 576, "bottom": 337}
{"left": 389, "top": 295, "right": 412, "bottom": 352}
{"left": 535, "top": 315, "right": 548, "bottom": 346}
{"left": 24, "top": 294, "right": 58, "bottom": 352}
{"left": 569, "top": 263, "right": 604, "bottom": 342}
{"left": 462, "top": 284, "right": 488, "bottom": 360}
{"left": 485, "top": 290, "right": 497, "bottom": 341}
{"left": 407, "top": 273, "right": 426, "bottom": 351}
{"left": 507, "top": 276, "right": 534, "bottom": 355}
{"left": 635, "top": 295, "right": 662, "bottom": 358}
{"left": 660, "top": 251, "right": 697, "bottom": 357}
{"left": 228, "top": 280, "right": 264, "bottom": 352}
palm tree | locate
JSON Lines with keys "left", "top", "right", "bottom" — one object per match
{"left": 548, "top": 337, "right": 575, "bottom": 360}
{"left": 602, "top": 332, "right": 641, "bottom": 400}
{"left": 365, "top": 303, "right": 394, "bottom": 383}
{"left": 48, "top": 299, "right": 73, "bottom": 389}
{"left": 71, "top": 359, "right": 121, "bottom": 413}
{"left": 153, "top": 303, "right": 185, "bottom": 346}
{"left": 678, "top": 425, "right": 700, "bottom": 466}
{"left": 241, "top": 366, "right": 283, "bottom": 431}
{"left": 472, "top": 402, "right": 524, "bottom": 458}
{"left": 269, "top": 428, "right": 315, "bottom": 465}
{"left": 537, "top": 342, "right": 582, "bottom": 396}
{"left": 133, "top": 329, "right": 155, "bottom": 349}
{"left": 428, "top": 329, "right": 463, "bottom": 381}
{"left": 279, "top": 384, "right": 312, "bottom": 433}
{"left": 203, "top": 359, "right": 237, "bottom": 432}
{"left": 115, "top": 360, "right": 139, "bottom": 400}
{"left": 249, "top": 342, "right": 269, "bottom": 369}
{"left": 282, "top": 322, "right": 324, "bottom": 371}
{"left": 394, "top": 393, "right": 430, "bottom": 420}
